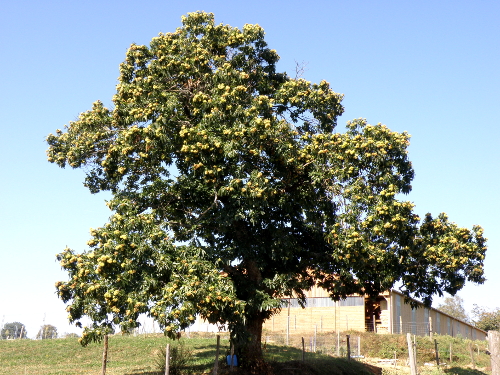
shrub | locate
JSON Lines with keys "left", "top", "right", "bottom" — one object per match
{"left": 155, "top": 341, "right": 194, "bottom": 375}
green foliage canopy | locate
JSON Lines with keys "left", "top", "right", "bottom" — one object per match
{"left": 472, "top": 305, "right": 500, "bottom": 331}
{"left": 1, "top": 322, "right": 27, "bottom": 339}
{"left": 36, "top": 324, "right": 58, "bottom": 340}
{"left": 437, "top": 295, "right": 470, "bottom": 322}
{"left": 46, "top": 12, "right": 486, "bottom": 364}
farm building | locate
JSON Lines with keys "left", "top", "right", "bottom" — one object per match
{"left": 261, "top": 286, "right": 487, "bottom": 340}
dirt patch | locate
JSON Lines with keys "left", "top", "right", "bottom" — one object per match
{"left": 361, "top": 362, "right": 383, "bottom": 375}
{"left": 361, "top": 358, "right": 410, "bottom": 375}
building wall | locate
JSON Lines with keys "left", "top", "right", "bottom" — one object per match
{"left": 389, "top": 290, "right": 486, "bottom": 340}
{"left": 194, "top": 288, "right": 487, "bottom": 341}
{"left": 261, "top": 284, "right": 366, "bottom": 332}
{"left": 376, "top": 295, "right": 391, "bottom": 333}
{"left": 262, "top": 301, "right": 365, "bottom": 333}
{"left": 262, "top": 288, "right": 487, "bottom": 340}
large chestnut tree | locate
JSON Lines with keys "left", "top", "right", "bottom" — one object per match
{"left": 47, "top": 12, "right": 486, "bottom": 369}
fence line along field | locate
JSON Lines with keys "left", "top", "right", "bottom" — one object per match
{"left": 0, "top": 332, "right": 377, "bottom": 375}
{"left": 0, "top": 330, "right": 494, "bottom": 375}
{"left": 0, "top": 334, "right": 211, "bottom": 375}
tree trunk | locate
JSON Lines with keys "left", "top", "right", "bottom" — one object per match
{"left": 235, "top": 313, "right": 270, "bottom": 373}
{"left": 240, "top": 314, "right": 263, "bottom": 363}
{"left": 232, "top": 259, "right": 271, "bottom": 372}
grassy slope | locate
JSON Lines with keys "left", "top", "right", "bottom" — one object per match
{"left": 0, "top": 334, "right": 374, "bottom": 375}
{"left": 0, "top": 334, "right": 190, "bottom": 375}
{"left": 0, "top": 332, "right": 491, "bottom": 375}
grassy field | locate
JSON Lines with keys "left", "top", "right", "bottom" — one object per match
{"left": 0, "top": 334, "right": 172, "bottom": 374}
{"left": 0, "top": 332, "right": 492, "bottom": 375}
{"left": 264, "top": 330, "right": 492, "bottom": 374}
{"left": 0, "top": 333, "right": 375, "bottom": 375}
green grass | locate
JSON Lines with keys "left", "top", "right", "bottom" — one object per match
{"left": 263, "top": 344, "right": 374, "bottom": 375}
{"left": 0, "top": 332, "right": 492, "bottom": 375}
{"left": 0, "top": 333, "right": 376, "bottom": 375}
{"left": 0, "top": 334, "right": 218, "bottom": 375}
{"left": 351, "top": 331, "right": 490, "bottom": 369}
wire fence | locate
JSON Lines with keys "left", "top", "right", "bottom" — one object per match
{"left": 267, "top": 318, "right": 436, "bottom": 337}
{"left": 266, "top": 314, "right": 482, "bottom": 340}
{"left": 264, "top": 330, "right": 362, "bottom": 358}
{"left": 261, "top": 328, "right": 492, "bottom": 372}
{"left": 0, "top": 313, "right": 164, "bottom": 340}
{"left": 0, "top": 324, "right": 494, "bottom": 374}
{"left": 1, "top": 308, "right": 493, "bottom": 375}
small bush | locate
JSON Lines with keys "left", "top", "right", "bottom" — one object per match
{"left": 155, "top": 341, "right": 194, "bottom": 375}
{"left": 378, "top": 341, "right": 402, "bottom": 359}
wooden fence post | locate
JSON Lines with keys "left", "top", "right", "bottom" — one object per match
{"left": 230, "top": 345, "right": 235, "bottom": 371}
{"left": 346, "top": 335, "right": 351, "bottom": 361}
{"left": 434, "top": 339, "right": 439, "bottom": 366}
{"left": 286, "top": 316, "right": 290, "bottom": 346}
{"left": 302, "top": 337, "right": 305, "bottom": 362}
{"left": 469, "top": 342, "right": 476, "bottom": 369}
{"left": 414, "top": 335, "right": 418, "bottom": 370}
{"left": 337, "top": 331, "right": 340, "bottom": 357}
{"left": 406, "top": 333, "right": 417, "bottom": 375}
{"left": 165, "top": 343, "right": 170, "bottom": 375}
{"left": 101, "top": 335, "right": 109, "bottom": 375}
{"left": 489, "top": 331, "right": 500, "bottom": 375}
{"left": 314, "top": 325, "right": 317, "bottom": 353}
{"left": 213, "top": 336, "right": 220, "bottom": 375}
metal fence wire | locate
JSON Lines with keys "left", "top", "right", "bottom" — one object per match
{"left": 263, "top": 331, "right": 362, "bottom": 358}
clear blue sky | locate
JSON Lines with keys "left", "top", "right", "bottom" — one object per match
{"left": 0, "top": 0, "right": 498, "bottom": 338}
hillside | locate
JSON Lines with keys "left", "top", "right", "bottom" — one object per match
{"left": 0, "top": 332, "right": 491, "bottom": 374}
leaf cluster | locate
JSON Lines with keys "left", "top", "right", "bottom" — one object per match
{"left": 36, "top": 325, "right": 58, "bottom": 340}
{"left": 1, "top": 322, "right": 27, "bottom": 339}
{"left": 471, "top": 304, "right": 500, "bottom": 331}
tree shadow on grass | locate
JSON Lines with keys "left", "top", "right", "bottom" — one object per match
{"left": 264, "top": 344, "right": 304, "bottom": 362}
{"left": 444, "top": 368, "right": 489, "bottom": 375}
{"left": 123, "top": 342, "right": 378, "bottom": 375}
{"left": 123, "top": 341, "right": 223, "bottom": 375}
{"left": 190, "top": 341, "right": 229, "bottom": 373}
